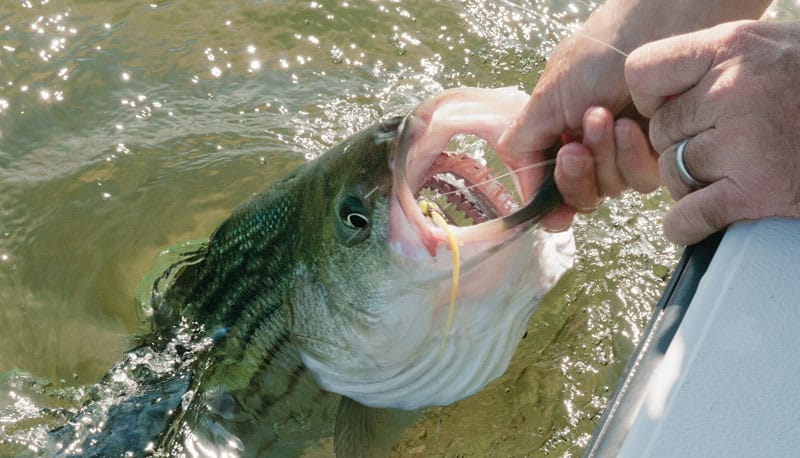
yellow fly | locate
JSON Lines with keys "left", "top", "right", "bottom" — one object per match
{"left": 418, "top": 200, "right": 460, "bottom": 351}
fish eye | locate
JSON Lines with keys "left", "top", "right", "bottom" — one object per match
{"left": 336, "top": 195, "right": 371, "bottom": 245}
{"left": 345, "top": 212, "right": 369, "bottom": 229}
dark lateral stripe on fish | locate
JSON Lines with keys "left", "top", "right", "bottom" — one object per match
{"left": 220, "top": 276, "right": 295, "bottom": 361}
{"left": 231, "top": 328, "right": 291, "bottom": 385}
{"left": 175, "top": 247, "right": 276, "bottom": 324}
{"left": 164, "top": 193, "right": 300, "bottom": 326}
{"left": 209, "top": 317, "right": 294, "bottom": 387}
{"left": 225, "top": 257, "right": 293, "bottom": 325}
{"left": 198, "top": 245, "right": 292, "bottom": 325}
{"left": 256, "top": 330, "right": 291, "bottom": 371}
{"left": 249, "top": 363, "right": 307, "bottom": 420}
{"left": 190, "top": 254, "right": 257, "bottom": 318}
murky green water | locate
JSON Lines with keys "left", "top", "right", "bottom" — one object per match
{"left": 0, "top": 1, "right": 794, "bottom": 456}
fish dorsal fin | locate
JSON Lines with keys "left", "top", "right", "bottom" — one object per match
{"left": 333, "top": 396, "right": 420, "bottom": 458}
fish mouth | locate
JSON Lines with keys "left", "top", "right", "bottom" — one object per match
{"left": 416, "top": 151, "right": 518, "bottom": 226}
{"left": 389, "top": 87, "right": 561, "bottom": 259}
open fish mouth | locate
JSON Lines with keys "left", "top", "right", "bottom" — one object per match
{"left": 416, "top": 148, "right": 518, "bottom": 226}
{"left": 389, "top": 87, "right": 561, "bottom": 258}
{"left": 299, "top": 88, "right": 576, "bottom": 412}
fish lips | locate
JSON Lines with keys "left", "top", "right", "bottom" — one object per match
{"left": 388, "top": 87, "right": 562, "bottom": 261}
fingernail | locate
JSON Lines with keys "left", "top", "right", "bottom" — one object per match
{"left": 541, "top": 216, "right": 572, "bottom": 233}
{"left": 541, "top": 207, "right": 575, "bottom": 233}
{"left": 543, "top": 222, "right": 572, "bottom": 233}
{"left": 560, "top": 152, "right": 586, "bottom": 178}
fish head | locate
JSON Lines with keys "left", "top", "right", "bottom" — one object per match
{"left": 290, "top": 87, "right": 575, "bottom": 410}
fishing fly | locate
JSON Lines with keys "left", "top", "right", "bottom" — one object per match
{"left": 418, "top": 199, "right": 460, "bottom": 351}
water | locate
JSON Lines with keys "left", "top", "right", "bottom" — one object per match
{"left": 0, "top": 0, "right": 793, "bottom": 456}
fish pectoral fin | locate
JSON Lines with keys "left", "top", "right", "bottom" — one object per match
{"left": 333, "top": 396, "right": 421, "bottom": 458}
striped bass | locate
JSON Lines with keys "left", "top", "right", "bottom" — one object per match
{"left": 49, "top": 87, "right": 575, "bottom": 457}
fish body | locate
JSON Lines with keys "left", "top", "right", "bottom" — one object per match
{"left": 49, "top": 87, "right": 574, "bottom": 457}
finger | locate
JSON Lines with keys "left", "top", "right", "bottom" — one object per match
{"left": 658, "top": 131, "right": 724, "bottom": 199}
{"left": 680, "top": 128, "right": 727, "bottom": 182}
{"left": 498, "top": 87, "right": 565, "bottom": 160}
{"left": 554, "top": 142, "right": 604, "bottom": 212}
{"left": 541, "top": 205, "right": 576, "bottom": 232}
{"left": 614, "top": 118, "right": 660, "bottom": 193}
{"left": 658, "top": 141, "right": 696, "bottom": 201}
{"left": 497, "top": 91, "right": 566, "bottom": 201}
{"left": 647, "top": 77, "right": 718, "bottom": 153}
{"left": 582, "top": 106, "right": 626, "bottom": 198}
{"left": 625, "top": 28, "right": 719, "bottom": 117}
{"left": 662, "top": 179, "right": 740, "bottom": 245}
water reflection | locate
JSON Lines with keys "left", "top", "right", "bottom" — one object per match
{"left": 5, "top": 0, "right": 792, "bottom": 456}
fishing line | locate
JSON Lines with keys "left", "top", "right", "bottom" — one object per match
{"left": 342, "top": 186, "right": 381, "bottom": 246}
{"left": 344, "top": 229, "right": 364, "bottom": 245}
{"left": 496, "top": 0, "right": 630, "bottom": 58}
{"left": 574, "top": 33, "right": 628, "bottom": 57}
{"left": 438, "top": 158, "right": 557, "bottom": 198}
{"left": 363, "top": 185, "right": 380, "bottom": 200}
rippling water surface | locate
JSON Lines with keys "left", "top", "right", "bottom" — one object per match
{"left": 0, "top": 1, "right": 793, "bottom": 456}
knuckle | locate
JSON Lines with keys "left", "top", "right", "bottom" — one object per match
{"left": 719, "top": 21, "right": 763, "bottom": 56}
{"left": 702, "top": 180, "right": 754, "bottom": 230}
{"left": 698, "top": 194, "right": 730, "bottom": 231}
{"left": 677, "top": 94, "right": 700, "bottom": 137}
{"left": 664, "top": 204, "right": 699, "bottom": 245}
{"left": 690, "top": 133, "right": 719, "bottom": 180}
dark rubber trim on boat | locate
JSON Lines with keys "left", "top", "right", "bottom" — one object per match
{"left": 582, "top": 231, "right": 725, "bottom": 458}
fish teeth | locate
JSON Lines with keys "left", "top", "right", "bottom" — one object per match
{"left": 414, "top": 152, "right": 519, "bottom": 226}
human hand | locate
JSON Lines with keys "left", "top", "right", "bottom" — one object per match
{"left": 542, "top": 106, "right": 660, "bottom": 231}
{"left": 626, "top": 20, "right": 800, "bottom": 245}
{"left": 497, "top": 0, "right": 771, "bottom": 233}
{"left": 496, "top": 29, "right": 645, "bottom": 231}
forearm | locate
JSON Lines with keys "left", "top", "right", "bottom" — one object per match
{"left": 588, "top": 0, "right": 773, "bottom": 54}
{"left": 535, "top": 0, "right": 773, "bottom": 118}
{"left": 505, "top": 0, "right": 774, "bottom": 228}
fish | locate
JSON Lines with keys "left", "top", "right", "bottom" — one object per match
{"left": 47, "top": 87, "right": 575, "bottom": 457}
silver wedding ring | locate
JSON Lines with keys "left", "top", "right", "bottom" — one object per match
{"left": 674, "top": 139, "right": 707, "bottom": 189}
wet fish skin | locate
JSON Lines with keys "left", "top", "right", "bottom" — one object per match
{"left": 49, "top": 87, "right": 574, "bottom": 457}
{"left": 158, "top": 116, "right": 410, "bottom": 456}
{"left": 52, "top": 117, "right": 404, "bottom": 457}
